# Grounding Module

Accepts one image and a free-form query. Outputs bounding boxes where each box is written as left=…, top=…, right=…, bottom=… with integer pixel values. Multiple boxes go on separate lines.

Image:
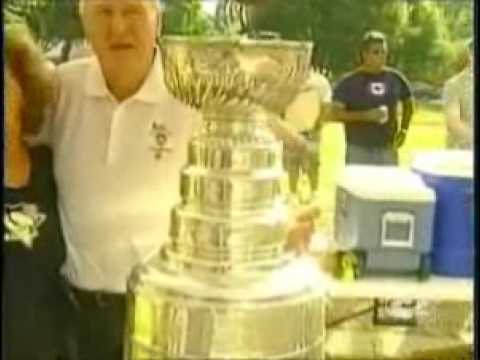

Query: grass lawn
left=300, top=104, right=447, bottom=236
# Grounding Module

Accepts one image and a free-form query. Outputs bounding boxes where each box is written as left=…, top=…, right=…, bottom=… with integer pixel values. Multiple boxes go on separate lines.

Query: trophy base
left=124, top=254, right=327, bottom=360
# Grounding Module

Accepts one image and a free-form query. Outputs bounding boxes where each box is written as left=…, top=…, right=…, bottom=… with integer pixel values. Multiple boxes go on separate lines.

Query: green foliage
left=4, top=0, right=473, bottom=83
left=248, top=0, right=313, bottom=40
left=163, top=0, right=219, bottom=36
left=249, top=0, right=411, bottom=75
left=397, top=2, right=446, bottom=84
left=4, top=0, right=83, bottom=52
left=246, top=0, right=473, bottom=84
left=438, top=0, right=474, bottom=41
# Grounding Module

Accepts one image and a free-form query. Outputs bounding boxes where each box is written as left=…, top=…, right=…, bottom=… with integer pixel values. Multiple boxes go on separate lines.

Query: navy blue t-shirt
left=333, top=68, right=413, bottom=147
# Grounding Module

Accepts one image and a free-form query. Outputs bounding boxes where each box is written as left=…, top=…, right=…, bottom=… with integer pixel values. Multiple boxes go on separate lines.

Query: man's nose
left=110, top=12, right=128, bottom=37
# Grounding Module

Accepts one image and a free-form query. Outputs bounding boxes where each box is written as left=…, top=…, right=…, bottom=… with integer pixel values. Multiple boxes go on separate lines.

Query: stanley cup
left=124, top=36, right=328, bottom=360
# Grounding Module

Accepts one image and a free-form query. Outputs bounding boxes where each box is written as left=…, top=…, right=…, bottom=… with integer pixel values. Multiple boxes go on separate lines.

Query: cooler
left=412, top=150, right=474, bottom=277
left=334, top=166, right=436, bottom=277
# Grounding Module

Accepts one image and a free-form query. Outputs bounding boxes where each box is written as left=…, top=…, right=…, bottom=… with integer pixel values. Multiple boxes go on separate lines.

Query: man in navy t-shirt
left=332, top=30, right=414, bottom=165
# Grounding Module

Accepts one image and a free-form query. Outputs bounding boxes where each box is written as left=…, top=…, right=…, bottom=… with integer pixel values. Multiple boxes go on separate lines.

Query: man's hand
left=365, top=106, right=388, bottom=124
left=286, top=205, right=320, bottom=254
left=393, top=128, right=408, bottom=149
left=332, top=102, right=387, bottom=124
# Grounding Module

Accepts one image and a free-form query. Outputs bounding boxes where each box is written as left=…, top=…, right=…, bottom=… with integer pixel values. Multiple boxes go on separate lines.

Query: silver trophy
left=124, top=36, right=327, bottom=360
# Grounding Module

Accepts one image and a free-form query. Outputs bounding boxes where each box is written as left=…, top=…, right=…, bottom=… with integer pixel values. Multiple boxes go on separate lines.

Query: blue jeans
left=284, top=130, right=321, bottom=193
left=345, top=144, right=398, bottom=166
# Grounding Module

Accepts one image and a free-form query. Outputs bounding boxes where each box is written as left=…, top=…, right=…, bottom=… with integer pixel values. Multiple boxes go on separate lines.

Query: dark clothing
left=3, top=146, right=70, bottom=360
left=65, top=285, right=126, bottom=360
left=284, top=130, right=321, bottom=195
left=345, top=143, right=398, bottom=165
left=333, top=68, right=413, bottom=148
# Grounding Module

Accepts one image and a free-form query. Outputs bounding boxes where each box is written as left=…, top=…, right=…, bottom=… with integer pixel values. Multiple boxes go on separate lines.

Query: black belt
left=64, top=283, right=124, bottom=309
left=348, top=143, right=391, bottom=149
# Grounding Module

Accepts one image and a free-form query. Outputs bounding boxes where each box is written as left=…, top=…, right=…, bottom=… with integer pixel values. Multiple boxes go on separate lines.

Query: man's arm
left=331, top=101, right=386, bottom=124
left=444, top=96, right=472, bottom=147
left=31, top=64, right=60, bottom=147
left=395, top=70, right=415, bottom=132
left=442, top=78, right=472, bottom=147
left=391, top=70, right=415, bottom=148
left=392, top=97, right=414, bottom=149
left=312, top=75, right=332, bottom=132
left=400, top=97, right=414, bottom=131
left=266, top=116, right=310, bottom=153
left=312, top=101, right=330, bottom=132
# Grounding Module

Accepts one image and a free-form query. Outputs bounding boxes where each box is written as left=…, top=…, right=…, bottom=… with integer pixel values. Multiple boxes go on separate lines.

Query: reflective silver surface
left=125, top=36, right=326, bottom=360
left=126, top=256, right=326, bottom=360
left=187, top=121, right=283, bottom=172
left=160, top=36, right=312, bottom=116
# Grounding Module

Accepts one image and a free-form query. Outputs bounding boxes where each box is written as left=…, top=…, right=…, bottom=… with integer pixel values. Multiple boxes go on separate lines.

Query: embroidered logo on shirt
left=150, top=122, right=172, bottom=160
left=370, top=82, right=386, bottom=96
left=4, top=203, right=46, bottom=248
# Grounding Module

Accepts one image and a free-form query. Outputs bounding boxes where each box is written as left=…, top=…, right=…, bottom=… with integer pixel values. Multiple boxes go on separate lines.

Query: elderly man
left=39, top=1, right=317, bottom=359
left=332, top=30, right=414, bottom=165
left=443, top=39, right=474, bottom=149
left=39, top=1, right=199, bottom=359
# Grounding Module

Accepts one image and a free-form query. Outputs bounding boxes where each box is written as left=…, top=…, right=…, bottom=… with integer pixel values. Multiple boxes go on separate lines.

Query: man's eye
left=96, top=7, right=113, bottom=16
left=124, top=7, right=142, bottom=16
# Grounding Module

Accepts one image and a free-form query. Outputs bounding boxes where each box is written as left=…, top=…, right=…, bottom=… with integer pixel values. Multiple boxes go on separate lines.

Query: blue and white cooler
left=334, top=166, right=436, bottom=277
left=412, top=150, right=474, bottom=277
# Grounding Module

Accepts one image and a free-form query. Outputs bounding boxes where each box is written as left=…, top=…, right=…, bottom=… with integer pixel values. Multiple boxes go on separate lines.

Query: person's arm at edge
left=443, top=91, right=472, bottom=147
left=32, top=63, right=60, bottom=147
left=396, top=70, right=415, bottom=132
left=266, top=116, right=310, bottom=153
left=312, top=77, right=332, bottom=131
left=400, top=97, right=414, bottom=132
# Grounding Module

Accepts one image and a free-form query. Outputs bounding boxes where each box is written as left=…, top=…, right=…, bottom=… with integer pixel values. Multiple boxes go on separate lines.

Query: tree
left=397, top=1, right=471, bottom=84
left=4, top=0, right=473, bottom=81
left=162, top=0, right=218, bottom=36
left=438, top=0, right=474, bottom=41
left=4, top=0, right=83, bottom=61
left=247, top=0, right=410, bottom=77
left=245, top=0, right=473, bottom=83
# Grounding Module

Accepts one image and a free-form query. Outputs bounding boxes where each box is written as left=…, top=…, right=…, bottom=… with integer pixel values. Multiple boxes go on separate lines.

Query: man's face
left=362, top=41, right=388, bottom=70
left=81, top=0, right=159, bottom=70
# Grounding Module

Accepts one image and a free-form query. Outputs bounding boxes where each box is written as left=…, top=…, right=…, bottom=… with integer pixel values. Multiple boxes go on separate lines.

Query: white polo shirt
left=443, top=67, right=473, bottom=149
left=284, top=71, right=331, bottom=132
left=45, top=52, right=201, bottom=293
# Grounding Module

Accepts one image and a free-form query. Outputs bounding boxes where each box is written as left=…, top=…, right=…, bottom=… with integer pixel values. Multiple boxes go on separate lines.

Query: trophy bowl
left=159, top=36, right=313, bottom=116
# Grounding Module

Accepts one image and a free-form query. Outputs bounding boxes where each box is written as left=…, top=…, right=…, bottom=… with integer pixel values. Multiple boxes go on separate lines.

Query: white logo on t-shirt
left=370, top=82, right=386, bottom=96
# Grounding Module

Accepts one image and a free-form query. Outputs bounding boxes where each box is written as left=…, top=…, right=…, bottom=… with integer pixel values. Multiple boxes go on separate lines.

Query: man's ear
left=357, top=49, right=364, bottom=65
left=156, top=11, right=163, bottom=38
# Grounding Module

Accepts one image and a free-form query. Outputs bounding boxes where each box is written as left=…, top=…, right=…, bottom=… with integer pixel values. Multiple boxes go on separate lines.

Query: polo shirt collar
left=85, top=48, right=166, bottom=104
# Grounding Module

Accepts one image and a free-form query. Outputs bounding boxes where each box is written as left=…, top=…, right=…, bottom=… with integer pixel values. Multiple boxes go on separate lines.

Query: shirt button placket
left=106, top=105, right=123, bottom=164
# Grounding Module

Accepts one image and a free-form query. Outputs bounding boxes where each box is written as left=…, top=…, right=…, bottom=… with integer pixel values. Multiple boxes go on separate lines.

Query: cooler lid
left=337, top=165, right=436, bottom=202
left=411, top=150, right=473, bottom=179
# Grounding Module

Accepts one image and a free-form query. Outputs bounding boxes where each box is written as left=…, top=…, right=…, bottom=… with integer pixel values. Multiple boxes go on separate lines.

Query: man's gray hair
left=78, top=0, right=162, bottom=17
